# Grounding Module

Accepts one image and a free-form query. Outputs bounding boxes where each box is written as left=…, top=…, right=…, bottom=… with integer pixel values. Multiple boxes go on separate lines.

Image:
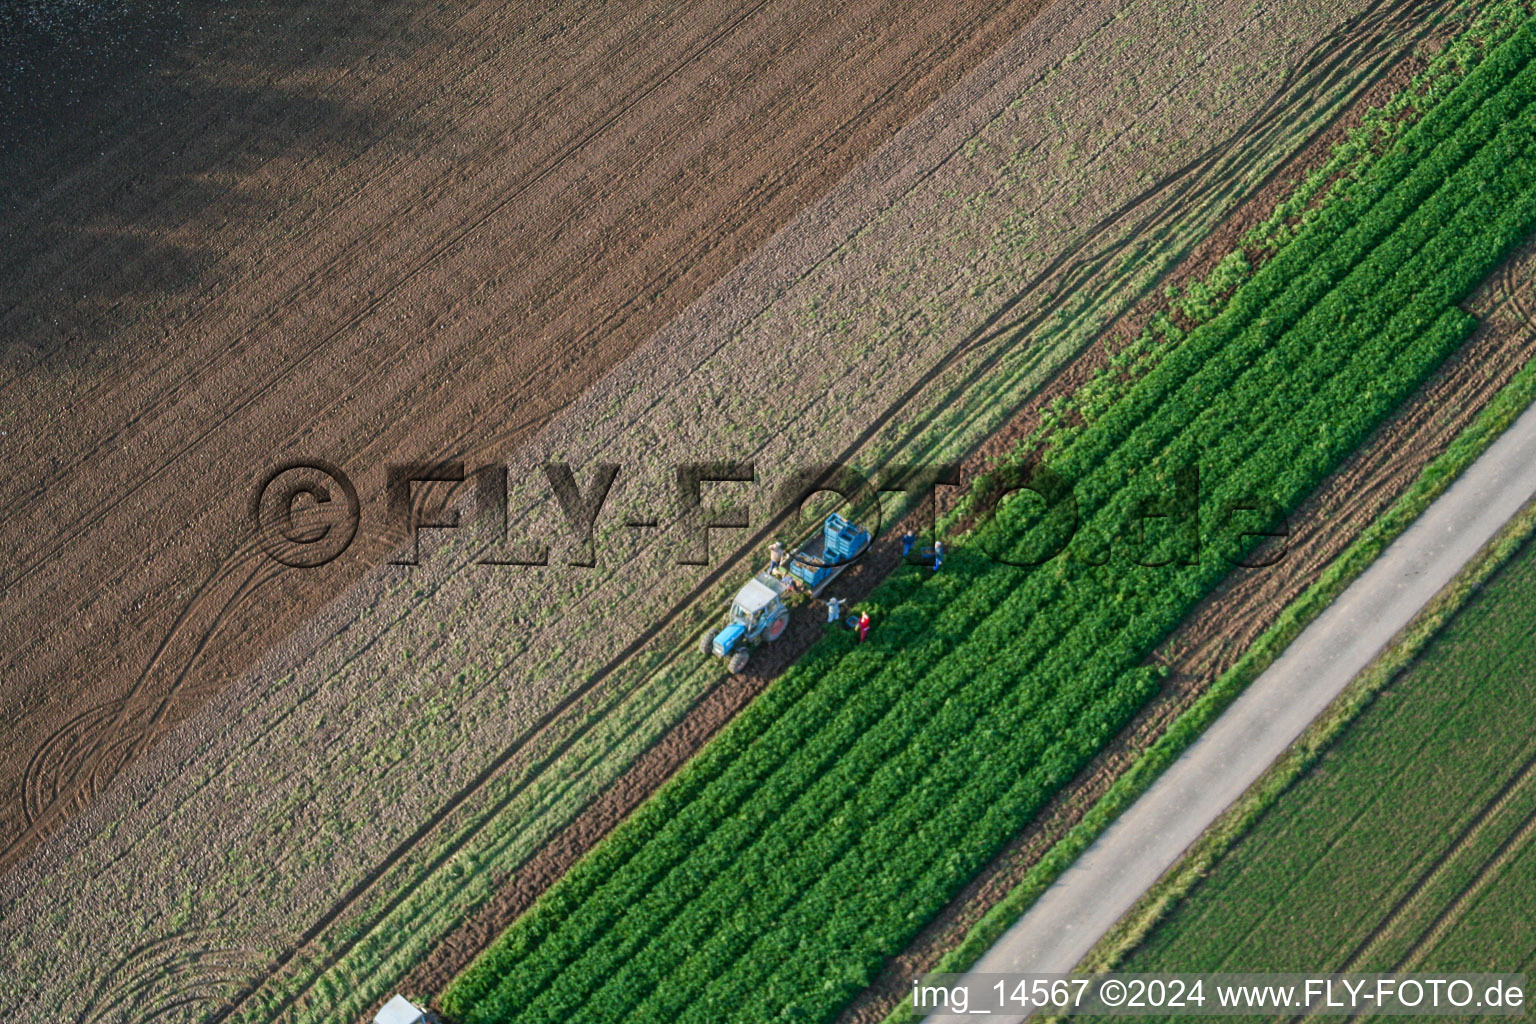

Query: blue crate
left=824, top=513, right=869, bottom=563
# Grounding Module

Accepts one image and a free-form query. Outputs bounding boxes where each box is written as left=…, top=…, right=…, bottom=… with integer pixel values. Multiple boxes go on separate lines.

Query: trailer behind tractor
left=701, top=513, right=870, bottom=673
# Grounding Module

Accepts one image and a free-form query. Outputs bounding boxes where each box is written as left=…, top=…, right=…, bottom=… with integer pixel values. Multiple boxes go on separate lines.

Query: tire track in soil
left=75, top=927, right=331, bottom=1024
left=1394, top=793, right=1536, bottom=971
left=1497, top=238, right=1536, bottom=335
left=1277, top=747, right=1536, bottom=1022
left=5, top=405, right=555, bottom=857
left=12, top=514, right=397, bottom=848
left=197, top=2, right=1451, bottom=1016
left=0, top=0, right=1071, bottom=867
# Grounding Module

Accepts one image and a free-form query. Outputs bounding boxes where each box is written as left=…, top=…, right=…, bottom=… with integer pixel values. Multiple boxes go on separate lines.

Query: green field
left=437, top=12, right=1536, bottom=1023
left=1106, top=531, right=1536, bottom=993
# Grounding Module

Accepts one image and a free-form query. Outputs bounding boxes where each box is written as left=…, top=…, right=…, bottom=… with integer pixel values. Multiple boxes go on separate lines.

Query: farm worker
left=769, top=539, right=786, bottom=573
left=932, top=540, right=945, bottom=572
left=826, top=596, right=842, bottom=624
left=901, top=530, right=915, bottom=557
left=857, top=611, right=871, bottom=643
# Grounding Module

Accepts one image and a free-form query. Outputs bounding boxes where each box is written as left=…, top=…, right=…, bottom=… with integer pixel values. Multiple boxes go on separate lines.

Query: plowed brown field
left=0, top=0, right=1057, bottom=867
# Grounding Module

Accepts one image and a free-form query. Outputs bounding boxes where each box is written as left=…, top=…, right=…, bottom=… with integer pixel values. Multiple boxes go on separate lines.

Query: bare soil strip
left=0, top=1, right=1432, bottom=1020
left=0, top=0, right=1060, bottom=867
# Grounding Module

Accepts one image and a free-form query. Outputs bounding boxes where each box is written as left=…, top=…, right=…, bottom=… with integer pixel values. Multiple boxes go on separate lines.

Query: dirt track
left=0, top=0, right=1061, bottom=866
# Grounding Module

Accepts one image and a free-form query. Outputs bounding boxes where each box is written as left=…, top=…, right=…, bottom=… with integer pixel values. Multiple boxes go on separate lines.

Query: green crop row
left=441, top=15, right=1536, bottom=1024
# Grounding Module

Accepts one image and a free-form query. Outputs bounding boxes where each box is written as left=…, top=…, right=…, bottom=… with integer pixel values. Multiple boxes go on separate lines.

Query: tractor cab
left=704, top=573, right=790, bottom=672
left=731, top=573, right=785, bottom=630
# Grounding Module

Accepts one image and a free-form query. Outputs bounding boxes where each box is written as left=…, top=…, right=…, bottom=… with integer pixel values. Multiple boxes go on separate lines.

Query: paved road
left=927, top=397, right=1536, bottom=1022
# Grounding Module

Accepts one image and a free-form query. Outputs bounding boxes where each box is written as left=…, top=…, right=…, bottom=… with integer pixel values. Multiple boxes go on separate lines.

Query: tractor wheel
left=766, top=611, right=788, bottom=642
left=728, top=649, right=750, bottom=675
left=699, top=629, right=716, bottom=655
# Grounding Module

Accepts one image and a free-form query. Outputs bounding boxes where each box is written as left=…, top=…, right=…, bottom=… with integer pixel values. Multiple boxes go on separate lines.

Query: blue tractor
left=700, top=513, right=871, bottom=673
left=700, top=571, right=791, bottom=674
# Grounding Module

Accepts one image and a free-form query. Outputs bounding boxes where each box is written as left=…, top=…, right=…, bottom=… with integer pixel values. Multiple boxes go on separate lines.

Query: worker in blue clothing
left=769, top=539, right=786, bottom=574
left=826, top=595, right=843, bottom=624
left=932, top=540, right=945, bottom=572
left=901, top=530, right=915, bottom=558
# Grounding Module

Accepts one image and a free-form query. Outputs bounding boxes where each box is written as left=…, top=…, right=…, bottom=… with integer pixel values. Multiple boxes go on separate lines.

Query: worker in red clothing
left=857, top=610, right=871, bottom=643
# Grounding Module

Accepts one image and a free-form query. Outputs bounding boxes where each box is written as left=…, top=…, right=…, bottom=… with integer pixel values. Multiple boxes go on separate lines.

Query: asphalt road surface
left=927, top=397, right=1536, bottom=1022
